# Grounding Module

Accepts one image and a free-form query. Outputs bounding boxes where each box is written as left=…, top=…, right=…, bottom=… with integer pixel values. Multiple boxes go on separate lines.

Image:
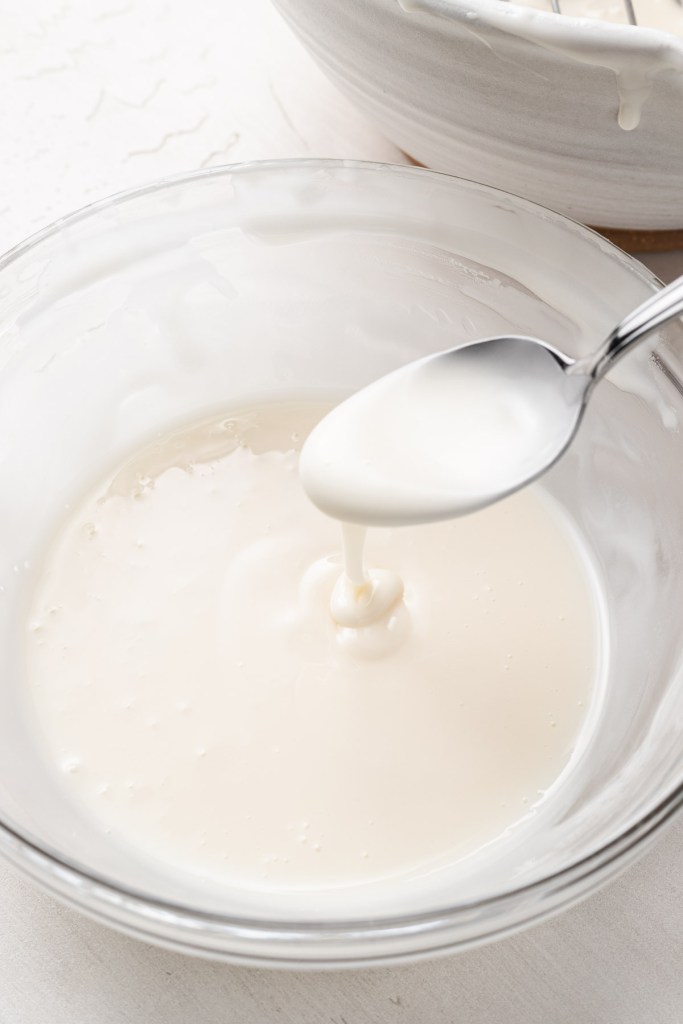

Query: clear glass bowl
left=0, top=160, right=681, bottom=967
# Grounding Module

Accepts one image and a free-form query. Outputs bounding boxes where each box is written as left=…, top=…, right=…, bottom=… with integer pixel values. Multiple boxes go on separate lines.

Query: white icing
left=24, top=400, right=601, bottom=893
left=330, top=524, right=404, bottom=629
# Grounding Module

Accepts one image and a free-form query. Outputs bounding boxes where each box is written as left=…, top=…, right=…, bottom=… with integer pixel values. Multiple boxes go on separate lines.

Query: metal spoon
left=299, top=274, right=683, bottom=527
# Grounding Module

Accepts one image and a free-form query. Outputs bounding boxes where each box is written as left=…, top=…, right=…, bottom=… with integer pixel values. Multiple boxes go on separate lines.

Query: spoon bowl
left=301, top=275, right=683, bottom=526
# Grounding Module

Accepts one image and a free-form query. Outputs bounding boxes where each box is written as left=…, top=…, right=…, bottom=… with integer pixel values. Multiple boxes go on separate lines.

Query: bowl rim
left=1, top=157, right=682, bottom=959
left=401, top=0, right=683, bottom=55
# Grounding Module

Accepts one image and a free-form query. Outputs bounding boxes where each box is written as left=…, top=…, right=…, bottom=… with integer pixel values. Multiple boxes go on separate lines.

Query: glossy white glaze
left=25, top=401, right=601, bottom=904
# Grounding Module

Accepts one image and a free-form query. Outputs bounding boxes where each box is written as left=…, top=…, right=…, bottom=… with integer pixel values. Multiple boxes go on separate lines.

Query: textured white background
left=0, top=1, right=681, bottom=1020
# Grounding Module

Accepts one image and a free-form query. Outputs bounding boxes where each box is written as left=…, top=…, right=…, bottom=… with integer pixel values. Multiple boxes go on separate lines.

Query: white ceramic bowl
left=274, top=0, right=683, bottom=231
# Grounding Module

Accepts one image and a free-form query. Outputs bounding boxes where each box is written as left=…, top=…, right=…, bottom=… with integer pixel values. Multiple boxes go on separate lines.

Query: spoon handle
left=588, top=273, right=683, bottom=381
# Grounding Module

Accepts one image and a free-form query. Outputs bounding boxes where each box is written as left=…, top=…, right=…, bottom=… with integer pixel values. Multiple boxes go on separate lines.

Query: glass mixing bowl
left=0, top=160, right=681, bottom=967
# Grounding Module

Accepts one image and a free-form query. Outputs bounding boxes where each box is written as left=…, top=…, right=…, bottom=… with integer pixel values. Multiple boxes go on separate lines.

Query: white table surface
left=1, top=2, right=681, bottom=1020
